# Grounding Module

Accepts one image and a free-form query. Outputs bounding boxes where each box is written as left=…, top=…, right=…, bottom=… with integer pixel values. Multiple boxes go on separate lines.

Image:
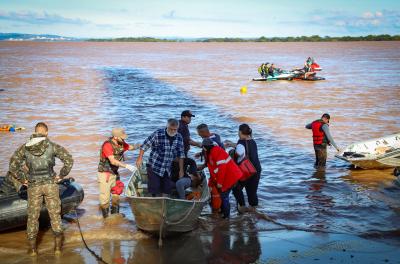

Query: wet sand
left=0, top=41, right=399, bottom=263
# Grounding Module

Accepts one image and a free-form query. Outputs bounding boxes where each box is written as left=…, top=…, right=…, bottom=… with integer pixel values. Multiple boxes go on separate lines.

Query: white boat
left=335, top=133, right=400, bottom=169
left=125, top=164, right=210, bottom=238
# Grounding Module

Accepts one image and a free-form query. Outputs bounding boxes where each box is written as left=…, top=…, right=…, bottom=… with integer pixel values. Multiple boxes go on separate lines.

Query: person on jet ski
left=263, top=63, right=272, bottom=77
left=304, top=57, right=318, bottom=79
left=257, top=63, right=265, bottom=77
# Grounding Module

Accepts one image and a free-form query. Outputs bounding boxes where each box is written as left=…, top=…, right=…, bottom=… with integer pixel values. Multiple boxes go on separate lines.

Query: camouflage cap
left=112, top=128, right=127, bottom=140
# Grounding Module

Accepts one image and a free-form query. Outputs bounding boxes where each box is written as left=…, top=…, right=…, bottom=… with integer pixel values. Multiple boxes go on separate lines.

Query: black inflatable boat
left=0, top=176, right=84, bottom=232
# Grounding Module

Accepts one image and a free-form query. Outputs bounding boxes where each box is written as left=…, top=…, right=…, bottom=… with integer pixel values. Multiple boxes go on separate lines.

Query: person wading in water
left=306, top=113, right=340, bottom=169
left=98, top=128, right=140, bottom=218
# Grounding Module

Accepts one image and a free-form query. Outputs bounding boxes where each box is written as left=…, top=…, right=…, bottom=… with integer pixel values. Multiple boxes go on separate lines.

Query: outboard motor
left=394, top=167, right=400, bottom=177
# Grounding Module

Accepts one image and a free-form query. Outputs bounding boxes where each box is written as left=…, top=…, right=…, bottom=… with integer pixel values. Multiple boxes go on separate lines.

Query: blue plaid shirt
left=141, top=128, right=185, bottom=177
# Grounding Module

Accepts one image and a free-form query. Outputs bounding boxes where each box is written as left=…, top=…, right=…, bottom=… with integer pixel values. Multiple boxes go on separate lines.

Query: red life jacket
left=311, top=120, right=326, bottom=145
left=310, top=62, right=320, bottom=72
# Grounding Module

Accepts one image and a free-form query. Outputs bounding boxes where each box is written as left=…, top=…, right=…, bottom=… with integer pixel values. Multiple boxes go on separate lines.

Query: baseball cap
left=112, top=128, right=128, bottom=139
left=181, top=110, right=195, bottom=117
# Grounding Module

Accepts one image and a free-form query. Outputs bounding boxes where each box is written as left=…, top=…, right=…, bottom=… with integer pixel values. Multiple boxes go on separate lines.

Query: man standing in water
left=98, top=128, right=139, bottom=218
left=306, top=113, right=340, bottom=169
left=136, top=119, right=185, bottom=197
left=9, top=122, right=73, bottom=256
left=178, top=110, right=200, bottom=157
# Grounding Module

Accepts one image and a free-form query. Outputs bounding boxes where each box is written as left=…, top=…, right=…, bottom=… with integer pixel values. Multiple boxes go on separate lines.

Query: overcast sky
left=0, top=0, right=399, bottom=38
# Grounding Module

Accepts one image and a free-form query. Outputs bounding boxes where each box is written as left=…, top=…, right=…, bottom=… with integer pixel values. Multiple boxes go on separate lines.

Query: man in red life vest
left=202, top=138, right=242, bottom=218
left=98, top=128, right=140, bottom=218
left=306, top=113, right=340, bottom=169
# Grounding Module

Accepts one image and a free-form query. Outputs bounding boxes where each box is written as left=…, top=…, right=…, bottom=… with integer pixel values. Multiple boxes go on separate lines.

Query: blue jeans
left=175, top=177, right=191, bottom=199
left=220, top=189, right=232, bottom=218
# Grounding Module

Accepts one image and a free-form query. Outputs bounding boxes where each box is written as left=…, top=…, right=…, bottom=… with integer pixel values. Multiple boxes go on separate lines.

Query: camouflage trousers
left=27, top=183, right=63, bottom=240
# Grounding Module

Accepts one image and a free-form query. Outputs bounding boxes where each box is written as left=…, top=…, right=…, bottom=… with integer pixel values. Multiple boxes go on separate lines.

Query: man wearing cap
left=306, top=113, right=340, bottom=169
left=178, top=110, right=201, bottom=157
left=98, top=128, right=140, bottom=218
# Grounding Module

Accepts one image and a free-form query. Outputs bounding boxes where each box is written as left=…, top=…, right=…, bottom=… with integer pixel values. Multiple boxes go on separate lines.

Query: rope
left=165, top=200, right=197, bottom=225
left=158, top=199, right=166, bottom=247
left=72, top=210, right=110, bottom=264
left=253, top=211, right=349, bottom=235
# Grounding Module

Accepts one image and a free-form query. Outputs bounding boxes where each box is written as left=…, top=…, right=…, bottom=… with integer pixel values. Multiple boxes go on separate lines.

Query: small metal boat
left=125, top=165, right=210, bottom=239
left=335, top=133, right=400, bottom=169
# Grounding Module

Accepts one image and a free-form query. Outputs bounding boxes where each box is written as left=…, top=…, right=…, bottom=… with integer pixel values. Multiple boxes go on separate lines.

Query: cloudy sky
left=0, top=0, right=399, bottom=38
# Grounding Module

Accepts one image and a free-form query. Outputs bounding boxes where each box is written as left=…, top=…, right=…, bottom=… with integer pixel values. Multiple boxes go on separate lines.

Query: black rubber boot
left=110, top=206, right=118, bottom=214
left=101, top=207, right=109, bottom=218
left=27, top=238, right=37, bottom=256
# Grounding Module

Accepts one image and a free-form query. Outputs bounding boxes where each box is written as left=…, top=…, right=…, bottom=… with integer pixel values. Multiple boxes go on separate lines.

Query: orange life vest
left=209, top=181, right=222, bottom=211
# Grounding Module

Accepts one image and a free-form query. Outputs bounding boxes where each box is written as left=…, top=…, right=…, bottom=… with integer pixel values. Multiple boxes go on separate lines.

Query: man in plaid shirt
left=136, top=119, right=185, bottom=196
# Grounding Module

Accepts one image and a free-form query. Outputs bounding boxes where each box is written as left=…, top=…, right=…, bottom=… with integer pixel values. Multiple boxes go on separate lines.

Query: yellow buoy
left=240, top=85, right=247, bottom=94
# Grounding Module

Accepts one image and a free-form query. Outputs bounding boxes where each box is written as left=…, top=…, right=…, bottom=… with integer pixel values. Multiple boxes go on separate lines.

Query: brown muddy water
left=0, top=42, right=399, bottom=264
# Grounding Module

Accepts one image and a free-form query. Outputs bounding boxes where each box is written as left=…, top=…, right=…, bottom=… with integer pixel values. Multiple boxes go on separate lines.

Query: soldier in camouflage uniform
left=9, top=122, right=73, bottom=256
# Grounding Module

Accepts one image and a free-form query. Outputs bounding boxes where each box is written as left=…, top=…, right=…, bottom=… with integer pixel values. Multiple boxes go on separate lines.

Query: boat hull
left=335, top=155, right=393, bottom=169
left=129, top=196, right=206, bottom=234
left=125, top=166, right=210, bottom=235
left=335, top=133, right=400, bottom=169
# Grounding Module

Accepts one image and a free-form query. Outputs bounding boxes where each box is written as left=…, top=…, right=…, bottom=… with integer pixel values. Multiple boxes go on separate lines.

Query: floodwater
left=0, top=41, right=400, bottom=264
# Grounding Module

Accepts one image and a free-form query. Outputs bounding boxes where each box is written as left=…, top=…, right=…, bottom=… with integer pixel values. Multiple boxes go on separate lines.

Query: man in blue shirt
left=178, top=110, right=200, bottom=157
left=196, top=123, right=224, bottom=149
left=136, top=119, right=185, bottom=196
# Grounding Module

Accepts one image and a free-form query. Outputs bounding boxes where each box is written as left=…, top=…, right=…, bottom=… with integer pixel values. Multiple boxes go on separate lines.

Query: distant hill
left=0, top=33, right=77, bottom=41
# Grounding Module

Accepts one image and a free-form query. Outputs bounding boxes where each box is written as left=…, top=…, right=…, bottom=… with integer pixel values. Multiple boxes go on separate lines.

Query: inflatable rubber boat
left=0, top=177, right=84, bottom=232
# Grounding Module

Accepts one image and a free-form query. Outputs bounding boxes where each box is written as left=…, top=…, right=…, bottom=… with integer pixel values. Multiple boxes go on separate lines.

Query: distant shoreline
left=1, top=33, right=399, bottom=42
left=86, top=35, right=400, bottom=42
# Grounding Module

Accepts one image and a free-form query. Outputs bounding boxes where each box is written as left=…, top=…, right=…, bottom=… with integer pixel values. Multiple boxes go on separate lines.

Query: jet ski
left=252, top=72, right=294, bottom=81
left=0, top=176, right=84, bottom=232
left=290, top=69, right=325, bottom=81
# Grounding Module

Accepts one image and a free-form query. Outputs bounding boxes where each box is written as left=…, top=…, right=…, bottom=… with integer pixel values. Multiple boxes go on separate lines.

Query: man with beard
left=136, top=119, right=185, bottom=197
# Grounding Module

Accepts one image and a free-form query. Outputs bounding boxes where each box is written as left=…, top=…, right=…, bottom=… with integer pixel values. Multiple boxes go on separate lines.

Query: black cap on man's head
left=181, top=110, right=195, bottom=117
left=322, top=113, right=331, bottom=119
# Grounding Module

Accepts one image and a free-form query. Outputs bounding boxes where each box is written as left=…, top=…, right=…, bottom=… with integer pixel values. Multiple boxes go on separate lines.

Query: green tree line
left=86, top=34, right=400, bottom=42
